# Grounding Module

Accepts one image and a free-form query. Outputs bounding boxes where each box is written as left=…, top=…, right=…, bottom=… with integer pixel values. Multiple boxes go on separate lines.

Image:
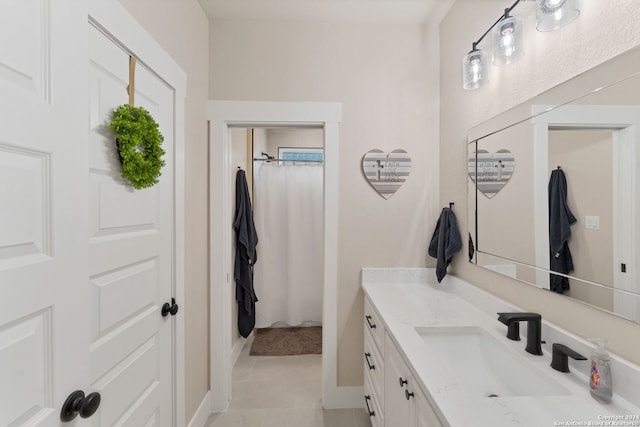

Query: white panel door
left=88, top=25, right=174, bottom=426
left=0, top=0, right=91, bottom=425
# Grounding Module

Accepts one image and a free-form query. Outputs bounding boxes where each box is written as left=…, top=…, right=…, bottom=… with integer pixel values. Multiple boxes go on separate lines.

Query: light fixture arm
left=469, top=0, right=522, bottom=52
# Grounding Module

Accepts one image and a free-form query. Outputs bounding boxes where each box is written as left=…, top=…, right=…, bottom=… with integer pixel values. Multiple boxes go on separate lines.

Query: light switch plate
left=585, top=216, right=600, bottom=230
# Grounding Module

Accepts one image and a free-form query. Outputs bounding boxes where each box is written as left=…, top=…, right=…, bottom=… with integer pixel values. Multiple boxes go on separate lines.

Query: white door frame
left=208, top=101, right=354, bottom=412
left=88, top=2, right=187, bottom=425
left=532, top=104, right=640, bottom=319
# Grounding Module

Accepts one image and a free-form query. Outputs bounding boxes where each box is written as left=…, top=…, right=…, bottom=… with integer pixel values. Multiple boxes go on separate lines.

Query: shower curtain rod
left=252, top=158, right=323, bottom=163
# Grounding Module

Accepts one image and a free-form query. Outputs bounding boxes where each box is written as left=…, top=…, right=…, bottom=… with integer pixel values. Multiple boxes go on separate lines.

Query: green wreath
left=109, top=104, right=165, bottom=189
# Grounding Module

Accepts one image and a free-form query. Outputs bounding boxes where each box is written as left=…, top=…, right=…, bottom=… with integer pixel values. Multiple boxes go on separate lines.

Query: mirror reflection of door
left=548, top=129, right=614, bottom=304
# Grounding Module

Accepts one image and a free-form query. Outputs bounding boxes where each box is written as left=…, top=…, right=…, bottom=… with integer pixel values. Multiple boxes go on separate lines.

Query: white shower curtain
left=253, top=163, right=324, bottom=328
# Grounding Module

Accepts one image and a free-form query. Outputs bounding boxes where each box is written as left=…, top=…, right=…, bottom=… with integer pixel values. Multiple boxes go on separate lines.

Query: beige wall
left=441, top=0, right=640, bottom=365
left=118, top=0, right=210, bottom=422
left=210, top=20, right=441, bottom=385
left=264, top=128, right=324, bottom=156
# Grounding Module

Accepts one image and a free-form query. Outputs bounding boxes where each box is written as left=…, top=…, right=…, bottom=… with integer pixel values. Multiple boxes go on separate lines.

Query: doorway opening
left=232, top=127, right=325, bottom=341
left=209, top=101, right=353, bottom=413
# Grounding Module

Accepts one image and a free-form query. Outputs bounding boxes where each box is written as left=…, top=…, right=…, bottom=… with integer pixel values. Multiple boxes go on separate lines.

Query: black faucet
left=497, top=312, right=543, bottom=356
left=550, top=343, right=587, bottom=373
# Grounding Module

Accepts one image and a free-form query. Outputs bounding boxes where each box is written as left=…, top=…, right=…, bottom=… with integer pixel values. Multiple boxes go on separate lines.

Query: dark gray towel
left=234, top=169, right=259, bottom=338
left=428, top=208, right=462, bottom=283
left=548, top=169, right=576, bottom=293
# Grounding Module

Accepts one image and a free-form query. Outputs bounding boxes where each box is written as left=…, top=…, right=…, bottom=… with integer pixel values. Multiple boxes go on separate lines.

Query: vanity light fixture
left=491, top=11, right=525, bottom=65
left=462, top=43, right=489, bottom=90
left=463, top=0, right=580, bottom=90
left=536, top=0, right=580, bottom=32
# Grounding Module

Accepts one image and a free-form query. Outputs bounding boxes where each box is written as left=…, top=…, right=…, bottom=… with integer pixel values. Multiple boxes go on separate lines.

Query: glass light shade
left=491, top=15, right=525, bottom=65
left=536, top=0, right=580, bottom=32
left=462, top=49, right=489, bottom=90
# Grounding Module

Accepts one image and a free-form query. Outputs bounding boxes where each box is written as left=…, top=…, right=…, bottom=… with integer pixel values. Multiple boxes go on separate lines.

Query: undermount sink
left=414, top=326, right=571, bottom=398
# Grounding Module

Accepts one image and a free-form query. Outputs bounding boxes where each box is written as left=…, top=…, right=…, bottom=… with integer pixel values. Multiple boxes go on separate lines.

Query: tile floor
left=205, top=336, right=371, bottom=427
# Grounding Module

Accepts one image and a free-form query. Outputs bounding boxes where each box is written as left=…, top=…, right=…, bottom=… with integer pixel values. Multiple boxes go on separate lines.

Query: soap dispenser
left=589, top=338, right=612, bottom=403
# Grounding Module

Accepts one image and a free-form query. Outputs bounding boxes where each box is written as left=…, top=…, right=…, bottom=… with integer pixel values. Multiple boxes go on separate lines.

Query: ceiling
left=198, top=0, right=455, bottom=25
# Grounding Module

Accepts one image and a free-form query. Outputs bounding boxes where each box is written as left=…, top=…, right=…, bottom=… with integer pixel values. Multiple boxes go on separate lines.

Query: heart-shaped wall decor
left=468, top=149, right=515, bottom=199
left=362, top=149, right=411, bottom=199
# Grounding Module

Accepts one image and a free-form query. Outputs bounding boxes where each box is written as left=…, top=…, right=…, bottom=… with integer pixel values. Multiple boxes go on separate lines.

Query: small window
left=278, top=147, right=323, bottom=164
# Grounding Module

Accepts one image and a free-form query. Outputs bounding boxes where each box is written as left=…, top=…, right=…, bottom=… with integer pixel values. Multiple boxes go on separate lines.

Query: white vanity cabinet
left=363, top=269, right=640, bottom=427
left=364, top=296, right=443, bottom=427
left=384, top=334, right=443, bottom=427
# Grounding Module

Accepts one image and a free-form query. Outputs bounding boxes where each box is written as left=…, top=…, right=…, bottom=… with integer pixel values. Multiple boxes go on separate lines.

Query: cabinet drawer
left=364, top=377, right=384, bottom=427
left=364, top=326, right=384, bottom=403
left=364, top=297, right=384, bottom=352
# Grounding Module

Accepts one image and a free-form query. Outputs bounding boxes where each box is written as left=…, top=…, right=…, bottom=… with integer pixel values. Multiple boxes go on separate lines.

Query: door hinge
left=621, top=263, right=627, bottom=273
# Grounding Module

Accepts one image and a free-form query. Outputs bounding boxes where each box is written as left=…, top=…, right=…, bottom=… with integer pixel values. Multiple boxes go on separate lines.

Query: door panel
left=0, top=146, right=50, bottom=267
left=88, top=25, right=173, bottom=426
left=0, top=0, right=50, bottom=101
left=0, top=1, right=89, bottom=425
left=0, top=309, right=52, bottom=426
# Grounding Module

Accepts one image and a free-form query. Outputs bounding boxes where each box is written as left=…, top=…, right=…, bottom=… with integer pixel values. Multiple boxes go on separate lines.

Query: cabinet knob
left=399, top=377, right=408, bottom=387
left=405, top=389, right=415, bottom=400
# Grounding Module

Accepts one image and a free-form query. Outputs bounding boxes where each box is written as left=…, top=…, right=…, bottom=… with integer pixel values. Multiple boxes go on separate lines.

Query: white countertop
left=362, top=269, right=640, bottom=427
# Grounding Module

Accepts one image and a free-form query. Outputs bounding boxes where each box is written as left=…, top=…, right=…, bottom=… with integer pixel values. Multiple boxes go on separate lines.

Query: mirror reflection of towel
left=428, top=208, right=462, bottom=283
left=548, top=169, right=576, bottom=293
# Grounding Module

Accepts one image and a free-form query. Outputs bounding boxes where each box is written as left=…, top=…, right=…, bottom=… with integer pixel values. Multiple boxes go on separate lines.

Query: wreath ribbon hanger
left=128, top=56, right=136, bottom=106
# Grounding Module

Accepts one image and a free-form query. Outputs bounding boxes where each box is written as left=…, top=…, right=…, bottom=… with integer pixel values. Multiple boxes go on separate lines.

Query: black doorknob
left=60, top=390, right=101, bottom=421
left=162, top=298, right=179, bottom=317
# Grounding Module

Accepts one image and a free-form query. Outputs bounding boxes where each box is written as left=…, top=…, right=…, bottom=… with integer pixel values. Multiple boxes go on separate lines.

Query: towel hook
left=449, top=202, right=455, bottom=209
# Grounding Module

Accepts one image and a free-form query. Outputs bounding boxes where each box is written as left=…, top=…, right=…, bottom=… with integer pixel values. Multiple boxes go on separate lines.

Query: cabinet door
left=412, top=384, right=443, bottom=427
left=384, top=334, right=412, bottom=426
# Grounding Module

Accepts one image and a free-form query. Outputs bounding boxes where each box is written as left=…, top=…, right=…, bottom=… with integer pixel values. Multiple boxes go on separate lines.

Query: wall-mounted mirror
left=468, top=46, right=640, bottom=324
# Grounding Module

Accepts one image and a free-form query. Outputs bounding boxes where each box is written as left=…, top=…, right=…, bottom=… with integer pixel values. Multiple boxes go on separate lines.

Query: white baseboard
left=323, top=386, right=364, bottom=409
left=231, top=335, right=247, bottom=366
left=186, top=391, right=211, bottom=427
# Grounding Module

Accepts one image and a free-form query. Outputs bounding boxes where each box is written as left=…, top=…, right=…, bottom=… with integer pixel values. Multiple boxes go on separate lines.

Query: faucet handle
left=550, top=343, right=587, bottom=373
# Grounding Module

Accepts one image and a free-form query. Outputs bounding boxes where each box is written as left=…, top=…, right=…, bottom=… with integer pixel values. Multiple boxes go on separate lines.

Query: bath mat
left=250, top=326, right=322, bottom=356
